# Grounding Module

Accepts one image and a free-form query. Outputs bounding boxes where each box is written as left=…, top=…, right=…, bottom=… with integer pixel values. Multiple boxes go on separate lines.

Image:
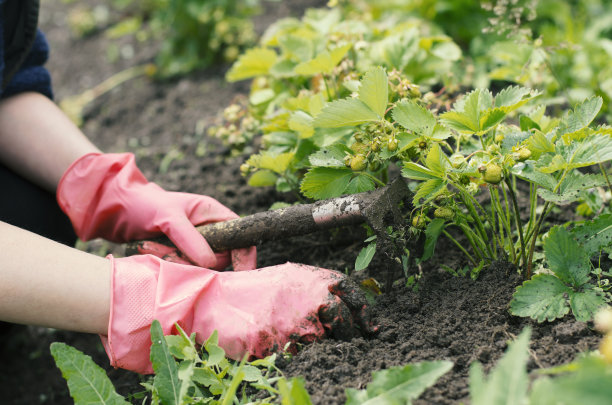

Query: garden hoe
left=127, top=177, right=413, bottom=287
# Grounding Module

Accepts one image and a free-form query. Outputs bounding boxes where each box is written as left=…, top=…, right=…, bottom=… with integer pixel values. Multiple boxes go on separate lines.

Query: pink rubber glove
left=57, top=152, right=255, bottom=270
left=102, top=255, right=374, bottom=374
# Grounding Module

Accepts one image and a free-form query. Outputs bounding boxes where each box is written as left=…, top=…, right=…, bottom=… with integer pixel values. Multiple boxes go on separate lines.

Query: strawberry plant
left=152, top=0, right=261, bottom=77
left=511, top=217, right=612, bottom=322
left=470, top=327, right=612, bottom=405
left=99, top=0, right=263, bottom=78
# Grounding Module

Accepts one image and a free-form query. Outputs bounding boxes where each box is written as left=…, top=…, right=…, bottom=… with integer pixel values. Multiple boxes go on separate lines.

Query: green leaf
left=219, top=356, right=246, bottom=405
left=560, top=132, right=612, bottom=168
left=278, top=35, right=313, bottom=62
left=50, top=342, right=130, bottom=405
left=430, top=40, right=461, bottom=61
left=165, top=329, right=197, bottom=361
left=420, top=218, right=445, bottom=262
left=519, top=115, right=541, bottom=131
left=569, top=214, right=612, bottom=257
left=413, top=179, right=445, bottom=206
left=308, top=144, right=351, bottom=167
left=544, top=226, right=590, bottom=287
left=150, top=320, right=181, bottom=405
left=345, top=174, right=376, bottom=194
left=270, top=59, right=299, bottom=78
left=248, top=152, right=295, bottom=173
left=248, top=170, right=278, bottom=187
left=557, top=96, right=603, bottom=137
left=250, top=89, right=275, bottom=105
left=510, top=274, right=571, bottom=322
left=358, top=67, right=388, bottom=118
left=530, top=355, right=612, bottom=405
left=226, top=48, right=278, bottom=82
left=300, top=167, right=353, bottom=199
left=424, top=143, right=447, bottom=174
left=495, top=86, right=532, bottom=109
left=501, top=131, right=530, bottom=153
left=537, top=154, right=567, bottom=173
left=402, top=162, right=443, bottom=181
left=314, top=98, right=380, bottom=128
left=191, top=366, right=219, bottom=388
left=469, top=327, right=531, bottom=405
left=570, top=288, right=607, bottom=322
left=511, top=163, right=556, bottom=190
left=392, top=100, right=436, bottom=136
left=380, top=131, right=419, bottom=159
left=356, top=242, right=376, bottom=271
left=294, top=43, right=352, bottom=76
left=278, top=377, right=313, bottom=405
left=413, top=178, right=445, bottom=204
left=204, top=330, right=226, bottom=366
left=345, top=360, right=453, bottom=405
left=479, top=108, right=507, bottom=133
left=289, top=111, right=314, bottom=138
left=440, top=110, right=478, bottom=133
left=526, top=131, right=555, bottom=154
left=538, top=173, right=606, bottom=205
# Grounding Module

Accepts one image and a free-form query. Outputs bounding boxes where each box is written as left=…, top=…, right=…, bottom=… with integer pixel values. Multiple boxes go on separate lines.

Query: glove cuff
left=100, top=254, right=218, bottom=374
left=56, top=152, right=147, bottom=241
left=101, top=254, right=159, bottom=374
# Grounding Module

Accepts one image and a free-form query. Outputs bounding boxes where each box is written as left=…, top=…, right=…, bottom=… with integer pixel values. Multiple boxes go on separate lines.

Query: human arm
left=0, top=221, right=373, bottom=374
left=0, top=91, right=255, bottom=269
left=0, top=221, right=109, bottom=334
left=0, top=92, right=100, bottom=193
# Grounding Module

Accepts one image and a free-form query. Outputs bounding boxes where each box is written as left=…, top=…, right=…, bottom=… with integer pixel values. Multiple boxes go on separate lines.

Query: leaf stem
left=599, top=162, right=612, bottom=193
left=526, top=201, right=550, bottom=280
left=459, top=191, right=494, bottom=258
left=443, top=229, right=478, bottom=266
left=361, top=172, right=387, bottom=187
left=490, top=186, right=514, bottom=262
left=503, top=177, right=527, bottom=276
left=457, top=223, right=487, bottom=262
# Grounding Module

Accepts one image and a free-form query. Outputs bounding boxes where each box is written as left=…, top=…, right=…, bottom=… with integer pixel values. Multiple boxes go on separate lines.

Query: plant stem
left=525, top=201, right=551, bottom=280
left=443, top=230, right=478, bottom=267
left=322, top=75, right=332, bottom=101
left=491, top=186, right=514, bottom=262
left=524, top=182, right=537, bottom=243
left=504, top=177, right=527, bottom=276
left=459, top=191, right=495, bottom=259
left=600, top=162, right=612, bottom=193
left=362, top=172, right=387, bottom=187
left=500, top=182, right=517, bottom=262
left=458, top=223, right=487, bottom=262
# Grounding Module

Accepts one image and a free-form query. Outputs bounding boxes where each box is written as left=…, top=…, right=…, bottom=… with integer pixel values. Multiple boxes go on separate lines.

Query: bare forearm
left=0, top=221, right=110, bottom=334
left=0, top=92, right=100, bottom=192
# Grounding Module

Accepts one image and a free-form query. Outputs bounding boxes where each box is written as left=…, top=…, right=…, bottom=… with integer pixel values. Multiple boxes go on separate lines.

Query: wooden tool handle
left=124, top=190, right=384, bottom=254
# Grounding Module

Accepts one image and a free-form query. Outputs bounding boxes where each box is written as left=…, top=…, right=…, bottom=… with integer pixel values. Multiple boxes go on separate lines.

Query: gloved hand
left=102, top=255, right=375, bottom=374
left=57, top=152, right=255, bottom=270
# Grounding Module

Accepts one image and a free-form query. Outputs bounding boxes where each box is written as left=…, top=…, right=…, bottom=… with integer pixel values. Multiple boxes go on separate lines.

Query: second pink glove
left=102, top=255, right=374, bottom=374
left=57, top=152, right=255, bottom=270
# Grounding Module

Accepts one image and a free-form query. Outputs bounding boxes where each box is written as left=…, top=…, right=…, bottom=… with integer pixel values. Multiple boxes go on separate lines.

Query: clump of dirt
left=281, top=257, right=599, bottom=404
left=0, top=1, right=601, bottom=404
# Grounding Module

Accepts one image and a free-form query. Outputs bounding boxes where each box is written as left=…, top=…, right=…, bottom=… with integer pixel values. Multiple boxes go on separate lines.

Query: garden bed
left=0, top=1, right=602, bottom=404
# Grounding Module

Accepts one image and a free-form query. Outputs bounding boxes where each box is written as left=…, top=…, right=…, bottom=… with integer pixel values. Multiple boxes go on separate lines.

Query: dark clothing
left=0, top=165, right=76, bottom=245
left=0, top=0, right=52, bottom=99
left=0, top=0, right=76, bottom=245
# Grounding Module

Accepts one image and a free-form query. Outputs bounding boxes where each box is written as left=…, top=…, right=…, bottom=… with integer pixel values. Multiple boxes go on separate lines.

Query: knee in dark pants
left=0, top=164, right=77, bottom=246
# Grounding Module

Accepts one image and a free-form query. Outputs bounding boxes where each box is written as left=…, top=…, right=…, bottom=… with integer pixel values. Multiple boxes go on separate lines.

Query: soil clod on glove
left=101, top=255, right=375, bottom=374
left=57, top=152, right=256, bottom=270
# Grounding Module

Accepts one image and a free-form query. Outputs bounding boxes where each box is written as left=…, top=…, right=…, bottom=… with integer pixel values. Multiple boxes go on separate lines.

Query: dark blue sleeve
left=2, top=29, right=53, bottom=100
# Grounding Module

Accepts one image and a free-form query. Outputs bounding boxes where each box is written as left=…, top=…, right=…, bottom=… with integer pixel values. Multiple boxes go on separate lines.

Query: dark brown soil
left=0, top=1, right=601, bottom=404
